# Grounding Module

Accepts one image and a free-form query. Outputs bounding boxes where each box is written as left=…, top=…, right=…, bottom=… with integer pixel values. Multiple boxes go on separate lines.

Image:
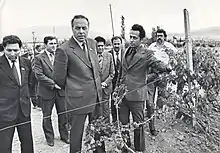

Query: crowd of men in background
left=0, top=15, right=177, bottom=153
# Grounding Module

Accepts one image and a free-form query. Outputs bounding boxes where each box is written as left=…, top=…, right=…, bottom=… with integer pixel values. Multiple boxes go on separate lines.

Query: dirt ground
left=12, top=105, right=220, bottom=153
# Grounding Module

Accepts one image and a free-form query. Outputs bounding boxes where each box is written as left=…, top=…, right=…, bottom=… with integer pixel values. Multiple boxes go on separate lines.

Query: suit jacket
left=100, top=51, right=115, bottom=95
left=120, top=45, right=168, bottom=101
left=34, top=51, right=64, bottom=99
left=0, top=55, right=32, bottom=122
left=53, top=37, right=102, bottom=114
left=109, top=49, right=125, bottom=90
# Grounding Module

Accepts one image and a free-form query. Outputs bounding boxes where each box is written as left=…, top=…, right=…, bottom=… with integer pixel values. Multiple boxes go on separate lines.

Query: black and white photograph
left=0, top=0, right=220, bottom=153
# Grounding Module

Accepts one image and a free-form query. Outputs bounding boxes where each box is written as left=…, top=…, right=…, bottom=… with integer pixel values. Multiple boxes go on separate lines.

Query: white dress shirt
left=73, top=36, right=87, bottom=50
left=113, top=49, right=122, bottom=64
left=148, top=42, right=177, bottom=65
left=6, top=56, right=21, bottom=85
left=45, top=50, right=54, bottom=65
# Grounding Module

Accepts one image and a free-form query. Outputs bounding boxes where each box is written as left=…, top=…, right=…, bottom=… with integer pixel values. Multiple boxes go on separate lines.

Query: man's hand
left=54, top=84, right=61, bottom=90
left=101, top=82, right=108, bottom=88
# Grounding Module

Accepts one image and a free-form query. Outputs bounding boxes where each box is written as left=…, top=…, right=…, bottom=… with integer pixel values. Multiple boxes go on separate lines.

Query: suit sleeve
left=34, top=55, right=55, bottom=89
left=27, top=59, right=34, bottom=91
left=146, top=49, right=169, bottom=73
left=52, top=47, right=68, bottom=89
left=104, top=54, right=115, bottom=85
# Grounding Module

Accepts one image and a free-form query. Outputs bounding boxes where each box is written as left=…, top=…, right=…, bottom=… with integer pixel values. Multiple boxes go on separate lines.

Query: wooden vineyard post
left=184, top=9, right=196, bottom=126
left=0, top=0, right=6, bottom=41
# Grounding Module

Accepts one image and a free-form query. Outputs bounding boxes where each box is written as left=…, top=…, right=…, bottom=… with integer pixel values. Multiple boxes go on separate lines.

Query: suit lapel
left=110, top=50, right=116, bottom=68
left=42, top=51, right=53, bottom=71
left=128, top=46, right=144, bottom=69
left=122, top=48, right=129, bottom=70
left=101, top=53, right=108, bottom=73
left=0, top=55, right=20, bottom=86
left=19, top=57, right=26, bottom=86
left=69, top=37, right=92, bottom=68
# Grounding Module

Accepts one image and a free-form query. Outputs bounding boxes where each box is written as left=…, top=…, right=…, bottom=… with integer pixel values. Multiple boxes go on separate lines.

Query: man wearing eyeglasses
left=34, top=36, right=69, bottom=146
left=0, top=35, right=34, bottom=153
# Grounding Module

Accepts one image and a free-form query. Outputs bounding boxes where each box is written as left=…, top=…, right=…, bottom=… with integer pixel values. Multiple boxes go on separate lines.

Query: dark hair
left=131, top=24, right=146, bottom=40
left=94, top=36, right=106, bottom=44
left=156, top=29, right=167, bottom=38
left=2, top=35, right=22, bottom=48
left=71, top=15, right=89, bottom=27
left=43, top=36, right=56, bottom=44
left=0, top=43, right=4, bottom=52
left=35, top=45, right=41, bottom=50
left=111, top=36, right=122, bottom=44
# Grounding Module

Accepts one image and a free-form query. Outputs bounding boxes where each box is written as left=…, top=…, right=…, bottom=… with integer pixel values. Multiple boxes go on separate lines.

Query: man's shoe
left=47, top=140, right=54, bottom=147
left=61, top=138, right=70, bottom=144
left=150, top=130, right=158, bottom=136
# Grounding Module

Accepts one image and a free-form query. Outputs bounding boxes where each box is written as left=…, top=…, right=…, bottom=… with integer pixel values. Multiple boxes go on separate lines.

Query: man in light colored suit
left=95, top=36, right=115, bottom=122
left=94, top=36, right=115, bottom=152
left=119, top=24, right=171, bottom=153
left=53, top=15, right=102, bottom=153
left=35, top=36, right=69, bottom=146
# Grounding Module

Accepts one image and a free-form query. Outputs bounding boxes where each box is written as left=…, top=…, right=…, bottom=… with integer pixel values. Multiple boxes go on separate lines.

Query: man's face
left=4, top=43, right=21, bottom=61
left=72, top=18, right=89, bottom=43
left=156, top=32, right=165, bottom=44
left=46, top=39, right=57, bottom=53
left=96, top=42, right=105, bottom=54
left=129, top=30, right=141, bottom=48
left=36, top=46, right=41, bottom=53
left=112, top=38, right=122, bottom=52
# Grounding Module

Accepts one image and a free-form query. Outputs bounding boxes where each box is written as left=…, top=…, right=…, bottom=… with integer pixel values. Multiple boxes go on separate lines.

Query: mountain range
left=8, top=26, right=220, bottom=42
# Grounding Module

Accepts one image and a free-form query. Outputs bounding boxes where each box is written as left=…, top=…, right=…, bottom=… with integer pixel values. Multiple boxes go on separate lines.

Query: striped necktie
left=12, top=61, right=20, bottom=85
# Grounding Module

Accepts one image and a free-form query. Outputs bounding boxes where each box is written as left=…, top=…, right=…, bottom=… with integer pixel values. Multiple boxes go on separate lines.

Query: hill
left=170, top=26, right=220, bottom=40
left=10, top=26, right=111, bottom=42
left=8, top=26, right=220, bottom=42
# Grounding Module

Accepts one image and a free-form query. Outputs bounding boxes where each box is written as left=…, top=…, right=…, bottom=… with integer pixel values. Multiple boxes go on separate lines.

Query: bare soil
left=12, top=105, right=220, bottom=153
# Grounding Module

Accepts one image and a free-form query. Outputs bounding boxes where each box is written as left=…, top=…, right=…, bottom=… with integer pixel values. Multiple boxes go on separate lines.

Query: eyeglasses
left=6, top=49, right=19, bottom=52
left=48, top=43, right=57, bottom=45
left=97, top=45, right=104, bottom=47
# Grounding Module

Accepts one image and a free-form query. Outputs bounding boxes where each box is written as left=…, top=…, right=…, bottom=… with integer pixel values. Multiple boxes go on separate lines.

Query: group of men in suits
left=0, top=14, right=173, bottom=153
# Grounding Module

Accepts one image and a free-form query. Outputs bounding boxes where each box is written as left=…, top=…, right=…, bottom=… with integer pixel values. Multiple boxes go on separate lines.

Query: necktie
left=115, top=52, right=121, bottom=71
left=126, top=47, right=136, bottom=64
left=49, top=53, right=54, bottom=65
left=12, top=61, right=20, bottom=85
left=82, top=43, right=90, bottom=61
left=98, top=54, right=103, bottom=69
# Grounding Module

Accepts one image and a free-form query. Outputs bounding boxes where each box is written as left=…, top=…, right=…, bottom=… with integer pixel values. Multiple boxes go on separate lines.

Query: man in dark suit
left=53, top=15, right=102, bottom=153
left=35, top=36, right=69, bottom=146
left=94, top=36, right=115, bottom=123
left=0, top=43, right=4, bottom=56
left=29, top=46, right=41, bottom=109
left=119, top=24, right=171, bottom=153
left=0, top=35, right=34, bottom=153
left=109, top=36, right=124, bottom=122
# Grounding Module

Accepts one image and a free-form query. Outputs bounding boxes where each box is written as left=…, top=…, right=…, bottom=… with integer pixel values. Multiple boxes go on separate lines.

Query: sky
left=1, top=0, right=220, bottom=37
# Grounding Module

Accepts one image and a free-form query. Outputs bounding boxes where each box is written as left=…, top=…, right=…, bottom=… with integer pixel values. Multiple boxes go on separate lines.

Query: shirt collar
left=113, top=49, right=121, bottom=55
left=45, top=49, right=54, bottom=57
left=72, top=36, right=85, bottom=48
left=5, top=55, right=19, bottom=67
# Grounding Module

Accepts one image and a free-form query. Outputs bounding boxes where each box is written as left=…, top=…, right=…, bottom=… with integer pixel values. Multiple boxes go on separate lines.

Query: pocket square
left=21, top=67, right=25, bottom=71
